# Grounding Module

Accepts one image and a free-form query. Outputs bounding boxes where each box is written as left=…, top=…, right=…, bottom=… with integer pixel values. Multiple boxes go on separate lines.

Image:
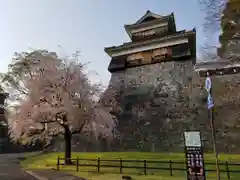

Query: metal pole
left=209, top=87, right=220, bottom=180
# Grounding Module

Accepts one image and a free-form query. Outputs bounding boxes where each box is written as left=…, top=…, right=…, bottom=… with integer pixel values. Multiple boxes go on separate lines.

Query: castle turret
left=103, top=11, right=197, bottom=152
left=102, top=10, right=240, bottom=153
left=105, top=11, right=196, bottom=73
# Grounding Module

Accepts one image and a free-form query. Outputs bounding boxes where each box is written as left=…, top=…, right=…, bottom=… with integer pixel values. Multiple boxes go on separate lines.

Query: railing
left=56, top=156, right=240, bottom=179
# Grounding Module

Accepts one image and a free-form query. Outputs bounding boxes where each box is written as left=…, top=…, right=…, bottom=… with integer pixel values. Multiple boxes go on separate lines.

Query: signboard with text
left=184, top=132, right=206, bottom=180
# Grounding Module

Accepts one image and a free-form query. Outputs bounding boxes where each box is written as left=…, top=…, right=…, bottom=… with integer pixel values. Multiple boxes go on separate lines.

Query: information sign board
left=184, top=132, right=206, bottom=180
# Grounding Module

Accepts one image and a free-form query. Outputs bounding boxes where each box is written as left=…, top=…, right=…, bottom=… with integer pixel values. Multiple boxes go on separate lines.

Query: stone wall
left=103, top=59, right=198, bottom=151
left=196, top=73, right=240, bottom=153
left=102, top=59, right=240, bottom=153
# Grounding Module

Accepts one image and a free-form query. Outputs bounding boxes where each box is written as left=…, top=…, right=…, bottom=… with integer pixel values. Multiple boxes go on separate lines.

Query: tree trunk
left=64, top=126, right=72, bottom=165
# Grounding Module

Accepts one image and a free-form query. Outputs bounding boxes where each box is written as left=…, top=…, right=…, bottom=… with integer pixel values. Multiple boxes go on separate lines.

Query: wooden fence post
left=120, top=158, right=123, bottom=174
left=169, top=160, right=173, bottom=176
left=76, top=157, right=79, bottom=172
left=57, top=156, right=60, bottom=170
left=144, top=160, right=147, bottom=175
left=225, top=161, right=230, bottom=180
left=97, top=158, right=100, bottom=173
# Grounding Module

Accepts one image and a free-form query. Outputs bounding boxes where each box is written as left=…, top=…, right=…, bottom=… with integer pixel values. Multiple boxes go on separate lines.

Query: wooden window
left=152, top=48, right=168, bottom=57
left=151, top=48, right=171, bottom=62
left=127, top=52, right=143, bottom=61
left=172, top=44, right=190, bottom=58
left=133, top=30, right=155, bottom=37
left=126, top=52, right=143, bottom=67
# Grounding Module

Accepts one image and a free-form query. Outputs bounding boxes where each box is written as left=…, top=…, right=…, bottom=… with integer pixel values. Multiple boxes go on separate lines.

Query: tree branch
left=71, top=122, right=86, bottom=135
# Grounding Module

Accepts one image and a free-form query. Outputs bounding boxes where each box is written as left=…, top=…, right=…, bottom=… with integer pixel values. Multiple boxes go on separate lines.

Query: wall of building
left=196, top=72, right=240, bottom=153
left=103, top=58, right=240, bottom=153
left=104, top=58, right=206, bottom=151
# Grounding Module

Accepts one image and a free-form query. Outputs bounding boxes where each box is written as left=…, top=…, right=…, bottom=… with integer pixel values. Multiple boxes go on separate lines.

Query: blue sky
left=0, top=0, right=207, bottom=87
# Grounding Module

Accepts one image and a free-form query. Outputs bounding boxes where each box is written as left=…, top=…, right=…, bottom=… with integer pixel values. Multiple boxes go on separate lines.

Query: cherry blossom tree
left=6, top=50, right=116, bottom=164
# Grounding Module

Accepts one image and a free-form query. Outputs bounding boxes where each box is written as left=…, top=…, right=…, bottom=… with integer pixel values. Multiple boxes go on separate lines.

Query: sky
left=0, top=0, right=208, bottom=87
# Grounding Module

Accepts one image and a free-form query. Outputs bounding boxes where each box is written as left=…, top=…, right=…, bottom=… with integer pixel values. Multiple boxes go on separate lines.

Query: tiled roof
left=105, top=29, right=195, bottom=53
left=135, top=10, right=164, bottom=24
left=194, top=60, right=240, bottom=77
left=195, top=60, right=240, bottom=71
left=124, top=11, right=172, bottom=29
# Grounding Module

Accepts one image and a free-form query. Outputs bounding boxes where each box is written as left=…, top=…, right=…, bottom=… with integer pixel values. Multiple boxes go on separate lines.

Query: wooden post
left=144, top=160, right=147, bottom=175
left=97, top=158, right=100, bottom=173
left=76, top=157, right=79, bottom=172
left=120, top=158, right=123, bottom=174
left=57, top=156, right=60, bottom=170
left=225, top=161, right=230, bottom=180
left=169, top=160, right=173, bottom=176
left=209, top=81, right=220, bottom=180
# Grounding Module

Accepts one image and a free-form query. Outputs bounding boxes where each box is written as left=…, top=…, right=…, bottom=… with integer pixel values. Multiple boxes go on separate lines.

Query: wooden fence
left=56, top=156, right=240, bottom=179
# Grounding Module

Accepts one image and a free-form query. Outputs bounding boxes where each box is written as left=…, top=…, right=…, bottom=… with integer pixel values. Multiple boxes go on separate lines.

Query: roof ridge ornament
left=135, top=11, right=163, bottom=25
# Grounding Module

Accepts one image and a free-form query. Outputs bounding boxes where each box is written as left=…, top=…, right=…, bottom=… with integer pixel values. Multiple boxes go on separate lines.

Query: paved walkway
left=0, top=153, right=86, bottom=180
left=27, top=169, right=87, bottom=180
left=0, top=153, right=38, bottom=180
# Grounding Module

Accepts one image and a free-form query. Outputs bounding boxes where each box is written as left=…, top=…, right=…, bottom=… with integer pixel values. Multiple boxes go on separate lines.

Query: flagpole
left=208, top=78, right=220, bottom=180
left=196, top=62, right=240, bottom=180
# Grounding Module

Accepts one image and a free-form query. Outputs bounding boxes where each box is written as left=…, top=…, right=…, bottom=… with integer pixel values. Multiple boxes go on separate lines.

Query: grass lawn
left=21, top=152, right=240, bottom=180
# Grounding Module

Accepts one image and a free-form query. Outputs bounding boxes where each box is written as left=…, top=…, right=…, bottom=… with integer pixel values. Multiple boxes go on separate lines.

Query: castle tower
left=104, top=11, right=197, bottom=151
left=105, top=11, right=196, bottom=96
left=105, top=11, right=196, bottom=72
